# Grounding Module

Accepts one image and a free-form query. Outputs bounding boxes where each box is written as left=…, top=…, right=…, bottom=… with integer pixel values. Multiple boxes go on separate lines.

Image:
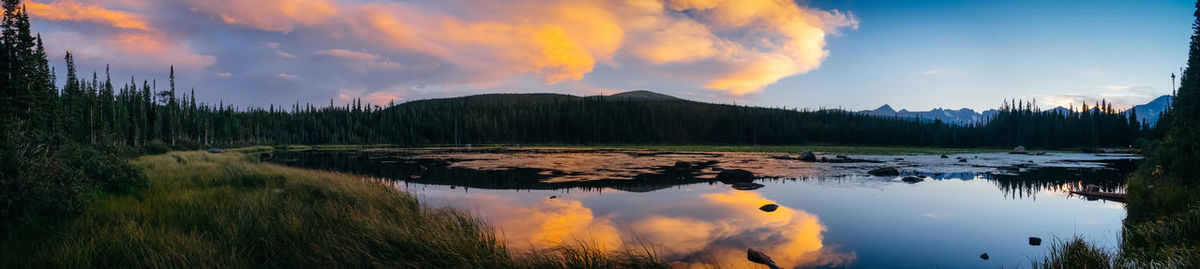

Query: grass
left=1120, top=205, right=1200, bottom=268
left=1035, top=237, right=1115, bottom=269
left=0, top=150, right=665, bottom=268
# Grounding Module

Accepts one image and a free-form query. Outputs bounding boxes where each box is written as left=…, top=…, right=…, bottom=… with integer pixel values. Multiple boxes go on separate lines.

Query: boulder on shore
left=1011, top=146, right=1027, bottom=154
left=798, top=151, right=817, bottom=162
left=868, top=167, right=900, bottom=176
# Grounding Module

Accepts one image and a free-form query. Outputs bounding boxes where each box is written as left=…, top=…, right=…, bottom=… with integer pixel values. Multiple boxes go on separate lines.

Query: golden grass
left=2, top=150, right=663, bottom=268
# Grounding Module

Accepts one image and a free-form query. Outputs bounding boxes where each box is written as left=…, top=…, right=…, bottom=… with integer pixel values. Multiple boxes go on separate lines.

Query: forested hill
left=303, top=91, right=1144, bottom=148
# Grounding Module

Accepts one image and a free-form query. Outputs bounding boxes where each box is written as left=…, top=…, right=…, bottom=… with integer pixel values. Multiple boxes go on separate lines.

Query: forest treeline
left=7, top=60, right=1153, bottom=150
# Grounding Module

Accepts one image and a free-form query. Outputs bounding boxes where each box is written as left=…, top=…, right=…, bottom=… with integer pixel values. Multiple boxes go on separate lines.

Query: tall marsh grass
left=1, top=150, right=665, bottom=268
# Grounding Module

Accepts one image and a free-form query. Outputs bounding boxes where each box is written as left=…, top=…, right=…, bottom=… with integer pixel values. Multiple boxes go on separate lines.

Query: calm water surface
left=273, top=148, right=1136, bottom=268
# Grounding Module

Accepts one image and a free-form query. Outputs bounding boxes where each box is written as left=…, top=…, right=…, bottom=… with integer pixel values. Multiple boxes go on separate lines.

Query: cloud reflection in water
left=442, top=189, right=855, bottom=268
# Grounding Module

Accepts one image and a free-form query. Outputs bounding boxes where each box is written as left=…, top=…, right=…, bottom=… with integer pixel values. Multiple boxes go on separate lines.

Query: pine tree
left=1159, top=0, right=1200, bottom=181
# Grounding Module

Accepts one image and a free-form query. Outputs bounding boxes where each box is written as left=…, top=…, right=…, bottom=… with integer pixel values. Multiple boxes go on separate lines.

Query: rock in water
left=940, top=154, right=949, bottom=158
left=674, top=161, right=692, bottom=169
left=1029, top=237, right=1042, bottom=246
left=959, top=158, right=968, bottom=163
left=717, top=169, right=756, bottom=181
left=732, top=182, right=765, bottom=191
left=747, top=249, right=782, bottom=269
left=798, top=151, right=817, bottom=162
left=1011, top=146, right=1027, bottom=154
left=901, top=176, right=924, bottom=183
left=759, top=204, right=779, bottom=212
left=868, top=167, right=900, bottom=176
left=980, top=253, right=989, bottom=260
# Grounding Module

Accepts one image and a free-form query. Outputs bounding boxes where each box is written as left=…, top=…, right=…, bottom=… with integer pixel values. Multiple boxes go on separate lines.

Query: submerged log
left=1069, top=190, right=1126, bottom=203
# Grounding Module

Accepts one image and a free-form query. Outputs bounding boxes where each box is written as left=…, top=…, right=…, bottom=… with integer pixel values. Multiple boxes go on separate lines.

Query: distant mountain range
left=857, top=105, right=997, bottom=125
left=1131, top=95, right=1173, bottom=126
left=856, top=95, right=1173, bottom=126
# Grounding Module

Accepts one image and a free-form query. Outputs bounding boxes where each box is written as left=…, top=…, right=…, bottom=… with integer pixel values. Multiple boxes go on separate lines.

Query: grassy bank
left=0, top=149, right=665, bottom=268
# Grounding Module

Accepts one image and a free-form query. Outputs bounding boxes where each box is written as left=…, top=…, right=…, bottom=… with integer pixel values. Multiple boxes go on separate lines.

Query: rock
left=820, top=157, right=829, bottom=162
left=940, top=154, right=949, bottom=158
left=759, top=204, right=779, bottom=212
left=1011, top=146, right=1027, bottom=154
left=717, top=169, right=756, bottom=181
left=549, top=195, right=557, bottom=199
left=980, top=253, right=989, bottom=260
left=674, top=161, right=692, bottom=169
left=868, top=167, right=900, bottom=176
left=207, top=148, right=223, bottom=153
left=959, top=158, right=968, bottom=163
left=732, top=182, right=765, bottom=191
left=747, top=249, right=782, bottom=269
left=836, top=155, right=849, bottom=159
left=798, top=151, right=817, bottom=162
left=901, top=176, right=924, bottom=183
left=1029, top=237, right=1042, bottom=246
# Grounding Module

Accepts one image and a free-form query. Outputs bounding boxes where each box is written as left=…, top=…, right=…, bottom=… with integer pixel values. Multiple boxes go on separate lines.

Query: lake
left=272, top=148, right=1137, bottom=268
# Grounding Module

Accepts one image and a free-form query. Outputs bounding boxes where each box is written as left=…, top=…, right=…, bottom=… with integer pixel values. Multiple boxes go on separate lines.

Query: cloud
left=318, top=49, right=381, bottom=61
left=182, top=0, right=856, bottom=95
left=186, top=0, right=338, bottom=33
left=921, top=68, right=962, bottom=75
left=1041, top=84, right=1161, bottom=110
left=27, top=0, right=856, bottom=105
left=27, top=0, right=214, bottom=69
left=216, top=72, right=231, bottom=77
left=277, top=73, right=297, bottom=79
left=25, top=0, right=149, bottom=30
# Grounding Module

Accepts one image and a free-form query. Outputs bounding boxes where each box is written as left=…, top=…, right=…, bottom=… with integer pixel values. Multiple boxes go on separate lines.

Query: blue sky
left=765, top=0, right=1193, bottom=111
left=27, top=0, right=1196, bottom=111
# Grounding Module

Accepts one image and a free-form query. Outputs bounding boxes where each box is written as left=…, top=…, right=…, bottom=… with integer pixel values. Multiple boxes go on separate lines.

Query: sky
left=24, top=0, right=1197, bottom=111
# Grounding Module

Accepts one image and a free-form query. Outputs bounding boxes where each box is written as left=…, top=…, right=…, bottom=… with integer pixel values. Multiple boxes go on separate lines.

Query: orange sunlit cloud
left=25, top=0, right=148, bottom=30
left=185, top=0, right=338, bottom=33
left=27, top=0, right=214, bottom=69
left=181, top=0, right=855, bottom=95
